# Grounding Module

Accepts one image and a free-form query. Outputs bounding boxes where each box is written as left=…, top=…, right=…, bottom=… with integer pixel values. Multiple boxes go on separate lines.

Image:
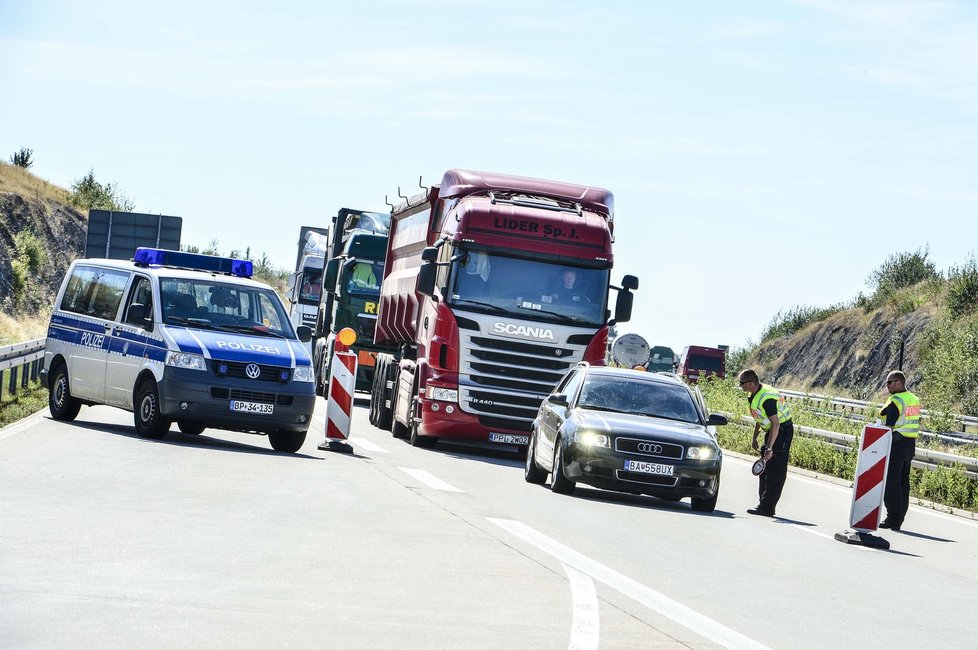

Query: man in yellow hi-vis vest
left=739, top=368, right=794, bottom=517
left=879, top=370, right=920, bottom=531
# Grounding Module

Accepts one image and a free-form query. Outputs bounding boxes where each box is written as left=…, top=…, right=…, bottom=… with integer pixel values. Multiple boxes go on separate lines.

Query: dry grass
left=0, top=310, right=50, bottom=345
left=0, top=161, right=68, bottom=204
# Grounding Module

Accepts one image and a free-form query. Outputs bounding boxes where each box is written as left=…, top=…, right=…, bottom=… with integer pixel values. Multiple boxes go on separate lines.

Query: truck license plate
left=624, top=460, right=675, bottom=476
left=230, top=400, right=274, bottom=415
left=489, top=432, right=529, bottom=445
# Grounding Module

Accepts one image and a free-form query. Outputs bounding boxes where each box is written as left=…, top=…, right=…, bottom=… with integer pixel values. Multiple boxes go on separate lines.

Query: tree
left=9, top=147, right=33, bottom=168
left=68, top=169, right=135, bottom=212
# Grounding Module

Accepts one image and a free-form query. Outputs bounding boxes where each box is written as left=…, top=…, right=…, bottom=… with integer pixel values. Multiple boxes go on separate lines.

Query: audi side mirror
left=547, top=393, right=569, bottom=407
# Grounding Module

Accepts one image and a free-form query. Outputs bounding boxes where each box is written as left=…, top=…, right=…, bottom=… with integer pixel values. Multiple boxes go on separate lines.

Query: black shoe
left=747, top=506, right=775, bottom=517
left=879, top=520, right=901, bottom=531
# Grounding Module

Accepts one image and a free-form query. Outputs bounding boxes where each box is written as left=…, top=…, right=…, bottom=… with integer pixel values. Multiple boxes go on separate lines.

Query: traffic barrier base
left=318, top=349, right=357, bottom=455
left=835, top=423, right=892, bottom=550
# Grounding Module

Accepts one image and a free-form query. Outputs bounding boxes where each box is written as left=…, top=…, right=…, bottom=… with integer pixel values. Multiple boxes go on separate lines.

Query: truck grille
left=458, top=330, right=590, bottom=432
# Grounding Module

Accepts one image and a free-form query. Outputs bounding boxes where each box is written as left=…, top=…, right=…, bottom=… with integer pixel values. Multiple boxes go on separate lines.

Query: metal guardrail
left=0, top=337, right=45, bottom=400
left=779, top=388, right=978, bottom=438
left=724, top=412, right=978, bottom=479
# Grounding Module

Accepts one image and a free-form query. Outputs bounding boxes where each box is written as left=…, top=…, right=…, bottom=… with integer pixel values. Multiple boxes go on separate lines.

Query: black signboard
left=85, top=210, right=182, bottom=260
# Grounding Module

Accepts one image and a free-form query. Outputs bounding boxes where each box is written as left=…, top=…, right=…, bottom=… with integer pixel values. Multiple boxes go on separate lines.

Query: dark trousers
left=758, top=422, right=794, bottom=513
left=884, top=435, right=915, bottom=526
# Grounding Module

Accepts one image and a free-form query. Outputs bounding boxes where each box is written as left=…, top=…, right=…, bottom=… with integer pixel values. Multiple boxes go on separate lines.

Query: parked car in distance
left=525, top=363, right=726, bottom=511
left=676, top=345, right=726, bottom=383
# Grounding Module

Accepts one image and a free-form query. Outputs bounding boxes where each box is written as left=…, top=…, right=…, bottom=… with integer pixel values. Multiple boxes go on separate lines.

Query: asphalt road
left=2, top=398, right=978, bottom=649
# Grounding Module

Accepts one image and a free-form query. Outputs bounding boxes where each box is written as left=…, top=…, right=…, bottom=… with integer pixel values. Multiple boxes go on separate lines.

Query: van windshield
left=160, top=278, right=296, bottom=339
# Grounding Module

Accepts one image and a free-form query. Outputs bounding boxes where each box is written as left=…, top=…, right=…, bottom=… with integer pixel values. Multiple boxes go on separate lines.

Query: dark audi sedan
left=525, top=363, right=727, bottom=511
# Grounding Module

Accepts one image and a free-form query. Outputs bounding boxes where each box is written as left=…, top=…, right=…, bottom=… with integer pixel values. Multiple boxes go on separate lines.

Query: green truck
left=312, top=208, right=395, bottom=395
left=646, top=345, right=677, bottom=373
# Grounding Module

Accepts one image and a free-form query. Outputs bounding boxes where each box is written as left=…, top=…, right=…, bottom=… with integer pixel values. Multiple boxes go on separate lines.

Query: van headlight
left=292, top=366, right=314, bottom=382
left=166, top=352, right=206, bottom=371
left=578, top=431, right=610, bottom=448
left=687, top=445, right=718, bottom=460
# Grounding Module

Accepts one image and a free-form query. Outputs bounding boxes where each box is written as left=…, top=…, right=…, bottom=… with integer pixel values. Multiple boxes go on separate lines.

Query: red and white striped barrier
left=849, top=423, right=892, bottom=531
left=326, top=351, right=357, bottom=441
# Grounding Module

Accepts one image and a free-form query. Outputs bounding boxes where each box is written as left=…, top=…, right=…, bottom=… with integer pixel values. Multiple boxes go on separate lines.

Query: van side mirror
left=126, top=303, right=152, bottom=329
left=296, top=325, right=313, bottom=342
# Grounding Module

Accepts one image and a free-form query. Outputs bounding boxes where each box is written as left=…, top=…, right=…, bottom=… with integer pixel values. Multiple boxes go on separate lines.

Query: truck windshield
left=297, top=269, right=322, bottom=304
left=160, top=278, right=297, bottom=339
left=343, top=259, right=383, bottom=297
left=448, top=252, right=608, bottom=325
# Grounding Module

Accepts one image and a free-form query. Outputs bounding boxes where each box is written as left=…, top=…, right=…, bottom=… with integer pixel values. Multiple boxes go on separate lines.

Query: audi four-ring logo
left=637, top=442, right=663, bottom=454
left=245, top=363, right=261, bottom=379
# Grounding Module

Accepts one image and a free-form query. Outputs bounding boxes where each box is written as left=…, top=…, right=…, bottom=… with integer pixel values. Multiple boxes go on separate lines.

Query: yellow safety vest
left=881, top=391, right=920, bottom=438
left=749, top=384, right=793, bottom=432
left=352, top=263, right=376, bottom=288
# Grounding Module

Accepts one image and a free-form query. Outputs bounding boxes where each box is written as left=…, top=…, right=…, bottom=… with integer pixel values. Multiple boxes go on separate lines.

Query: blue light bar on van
left=133, top=248, right=253, bottom=278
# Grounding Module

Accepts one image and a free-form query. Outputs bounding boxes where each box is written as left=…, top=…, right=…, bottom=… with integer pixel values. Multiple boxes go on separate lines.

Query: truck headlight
left=687, top=445, right=718, bottom=460
left=428, top=387, right=458, bottom=402
left=292, top=366, right=314, bottom=382
left=166, top=352, right=206, bottom=371
left=578, top=431, right=610, bottom=448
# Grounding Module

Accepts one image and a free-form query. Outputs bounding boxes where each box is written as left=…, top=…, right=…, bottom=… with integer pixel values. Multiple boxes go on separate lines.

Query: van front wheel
left=269, top=430, right=306, bottom=453
left=49, top=363, right=81, bottom=421
left=134, top=380, right=171, bottom=440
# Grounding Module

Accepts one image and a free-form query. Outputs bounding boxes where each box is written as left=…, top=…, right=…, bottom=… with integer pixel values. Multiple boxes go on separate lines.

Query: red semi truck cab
left=370, top=169, right=637, bottom=449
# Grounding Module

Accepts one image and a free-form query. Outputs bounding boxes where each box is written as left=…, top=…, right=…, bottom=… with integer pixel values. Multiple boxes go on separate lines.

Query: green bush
left=865, top=246, right=940, bottom=309
left=68, top=170, right=135, bottom=212
left=9, top=147, right=33, bottom=168
left=946, top=257, right=978, bottom=319
left=760, top=304, right=846, bottom=342
left=7, top=231, right=49, bottom=309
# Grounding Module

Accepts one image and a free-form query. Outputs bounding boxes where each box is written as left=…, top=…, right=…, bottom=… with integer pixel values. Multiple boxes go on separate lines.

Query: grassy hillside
left=734, top=249, right=978, bottom=416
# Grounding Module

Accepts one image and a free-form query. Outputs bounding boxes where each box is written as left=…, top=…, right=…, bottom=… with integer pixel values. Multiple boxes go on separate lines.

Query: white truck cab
left=41, top=248, right=317, bottom=453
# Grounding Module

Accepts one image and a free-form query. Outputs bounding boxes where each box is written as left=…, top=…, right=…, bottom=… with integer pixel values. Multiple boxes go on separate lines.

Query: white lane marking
left=563, top=564, right=599, bottom=650
left=488, top=518, right=769, bottom=650
left=398, top=467, right=463, bottom=492
left=0, top=412, right=45, bottom=441
left=349, top=437, right=389, bottom=453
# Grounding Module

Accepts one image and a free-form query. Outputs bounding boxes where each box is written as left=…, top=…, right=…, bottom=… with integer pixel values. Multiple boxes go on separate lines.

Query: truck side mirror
left=614, top=289, right=633, bottom=323
left=285, top=273, right=299, bottom=303
left=421, top=246, right=438, bottom=262
left=324, top=259, right=339, bottom=294
left=621, top=275, right=639, bottom=291
left=417, top=263, right=436, bottom=297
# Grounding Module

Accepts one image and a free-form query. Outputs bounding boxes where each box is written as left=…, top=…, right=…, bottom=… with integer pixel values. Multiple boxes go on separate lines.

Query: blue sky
left=3, top=0, right=977, bottom=352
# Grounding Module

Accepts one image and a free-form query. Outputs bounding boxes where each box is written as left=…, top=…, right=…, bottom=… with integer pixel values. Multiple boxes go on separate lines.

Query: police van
left=41, top=248, right=317, bottom=453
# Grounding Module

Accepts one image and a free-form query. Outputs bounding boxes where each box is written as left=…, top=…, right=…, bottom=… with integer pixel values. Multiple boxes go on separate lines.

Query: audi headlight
left=292, top=366, right=314, bottom=382
left=578, top=431, right=610, bottom=448
left=428, top=387, right=458, bottom=402
left=687, top=445, right=719, bottom=460
left=166, top=352, right=206, bottom=371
